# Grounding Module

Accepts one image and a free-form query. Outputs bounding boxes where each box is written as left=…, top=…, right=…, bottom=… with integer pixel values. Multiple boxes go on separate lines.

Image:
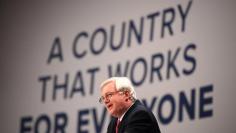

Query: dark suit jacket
left=107, top=100, right=161, bottom=133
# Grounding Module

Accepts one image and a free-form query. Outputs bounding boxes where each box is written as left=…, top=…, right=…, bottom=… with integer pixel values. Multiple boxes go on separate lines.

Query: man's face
left=100, top=81, right=127, bottom=117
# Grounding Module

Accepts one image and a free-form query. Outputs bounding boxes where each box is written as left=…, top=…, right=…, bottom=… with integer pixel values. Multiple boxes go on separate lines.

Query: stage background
left=1, top=0, right=236, bottom=133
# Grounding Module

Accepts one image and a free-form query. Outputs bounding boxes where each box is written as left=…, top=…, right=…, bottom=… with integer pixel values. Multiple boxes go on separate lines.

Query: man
left=99, top=77, right=161, bottom=133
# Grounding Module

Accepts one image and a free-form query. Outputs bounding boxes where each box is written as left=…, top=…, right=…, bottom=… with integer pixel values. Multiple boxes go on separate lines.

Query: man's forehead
left=102, top=81, right=116, bottom=91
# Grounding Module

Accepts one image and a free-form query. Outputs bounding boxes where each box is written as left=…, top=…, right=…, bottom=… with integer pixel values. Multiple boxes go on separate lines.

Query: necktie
left=116, top=119, right=120, bottom=133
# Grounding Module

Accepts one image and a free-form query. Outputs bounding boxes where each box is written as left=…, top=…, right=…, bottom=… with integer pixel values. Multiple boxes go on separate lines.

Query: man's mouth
left=107, top=104, right=113, bottom=110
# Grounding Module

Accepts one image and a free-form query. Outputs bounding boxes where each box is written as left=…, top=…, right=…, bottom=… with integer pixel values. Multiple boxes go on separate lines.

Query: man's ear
left=124, top=90, right=130, bottom=96
left=124, top=91, right=131, bottom=100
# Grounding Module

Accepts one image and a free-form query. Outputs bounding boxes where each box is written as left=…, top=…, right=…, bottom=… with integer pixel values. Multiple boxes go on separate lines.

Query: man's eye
left=107, top=93, right=112, bottom=97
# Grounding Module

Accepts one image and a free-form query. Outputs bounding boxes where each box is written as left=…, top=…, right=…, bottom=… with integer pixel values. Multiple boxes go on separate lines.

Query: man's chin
left=109, top=110, right=114, bottom=115
left=109, top=110, right=118, bottom=117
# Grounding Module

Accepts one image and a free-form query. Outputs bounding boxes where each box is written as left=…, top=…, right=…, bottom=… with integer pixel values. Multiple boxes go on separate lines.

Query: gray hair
left=100, top=77, right=137, bottom=101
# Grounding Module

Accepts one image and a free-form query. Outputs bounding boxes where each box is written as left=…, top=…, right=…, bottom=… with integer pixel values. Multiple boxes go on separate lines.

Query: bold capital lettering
left=150, top=53, right=164, bottom=82
left=110, top=22, right=126, bottom=51
left=47, top=37, right=64, bottom=64
left=92, top=107, right=107, bottom=133
left=147, top=11, right=160, bottom=41
left=127, top=17, right=144, bottom=46
left=87, top=67, right=100, bottom=95
left=73, top=32, right=89, bottom=59
left=90, top=28, right=107, bottom=55
left=54, top=112, right=68, bottom=133
left=178, top=0, right=193, bottom=32
left=200, top=84, right=213, bottom=118
left=20, top=116, right=32, bottom=133
left=77, top=109, right=89, bottom=133
left=70, top=71, right=85, bottom=98
left=108, top=61, right=130, bottom=77
left=179, top=89, right=195, bottom=122
left=53, top=73, right=69, bottom=101
left=142, top=97, right=157, bottom=111
left=130, top=58, right=147, bottom=86
left=35, top=115, right=51, bottom=133
left=161, top=8, right=175, bottom=38
left=38, top=75, right=51, bottom=102
left=183, top=43, right=196, bottom=75
left=158, top=94, right=175, bottom=125
left=167, top=48, right=180, bottom=79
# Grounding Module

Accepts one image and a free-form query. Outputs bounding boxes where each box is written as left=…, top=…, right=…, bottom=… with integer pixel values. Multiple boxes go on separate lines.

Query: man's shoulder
left=127, top=100, right=153, bottom=118
left=133, top=100, right=151, bottom=112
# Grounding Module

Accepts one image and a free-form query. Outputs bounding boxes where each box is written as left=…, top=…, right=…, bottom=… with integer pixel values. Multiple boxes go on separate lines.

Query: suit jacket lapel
left=118, top=100, right=141, bottom=133
left=107, top=117, right=117, bottom=133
